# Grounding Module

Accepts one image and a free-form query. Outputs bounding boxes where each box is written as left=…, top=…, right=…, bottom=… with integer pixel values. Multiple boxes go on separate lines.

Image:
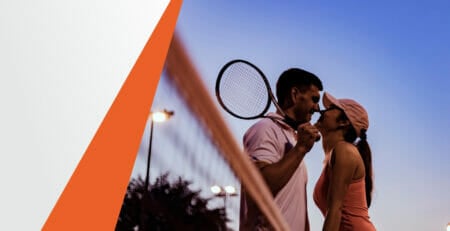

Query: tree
left=115, top=173, right=229, bottom=231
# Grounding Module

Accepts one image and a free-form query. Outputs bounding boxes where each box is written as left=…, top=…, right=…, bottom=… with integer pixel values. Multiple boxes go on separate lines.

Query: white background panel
left=0, top=0, right=169, bottom=229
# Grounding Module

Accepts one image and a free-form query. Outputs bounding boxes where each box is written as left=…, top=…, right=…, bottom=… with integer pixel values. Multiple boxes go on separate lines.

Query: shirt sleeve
left=243, top=119, right=283, bottom=164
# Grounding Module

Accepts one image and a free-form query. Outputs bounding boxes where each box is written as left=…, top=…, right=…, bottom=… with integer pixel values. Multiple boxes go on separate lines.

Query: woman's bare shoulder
left=330, top=141, right=359, bottom=166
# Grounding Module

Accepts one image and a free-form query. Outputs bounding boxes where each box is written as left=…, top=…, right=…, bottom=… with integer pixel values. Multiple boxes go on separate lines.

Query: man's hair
left=276, top=68, right=323, bottom=108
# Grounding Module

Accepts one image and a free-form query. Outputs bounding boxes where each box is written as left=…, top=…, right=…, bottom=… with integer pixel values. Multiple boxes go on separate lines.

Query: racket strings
left=219, top=63, right=269, bottom=118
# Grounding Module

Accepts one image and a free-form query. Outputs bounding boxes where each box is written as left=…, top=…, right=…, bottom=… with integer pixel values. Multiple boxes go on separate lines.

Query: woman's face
left=314, top=105, right=343, bottom=135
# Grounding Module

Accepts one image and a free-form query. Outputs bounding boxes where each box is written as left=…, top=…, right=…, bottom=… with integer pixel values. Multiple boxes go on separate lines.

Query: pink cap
left=323, top=92, right=369, bottom=138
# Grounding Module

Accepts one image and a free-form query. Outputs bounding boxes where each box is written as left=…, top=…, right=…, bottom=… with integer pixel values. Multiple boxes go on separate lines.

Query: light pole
left=140, top=109, right=174, bottom=231
left=144, top=109, right=174, bottom=190
left=211, top=185, right=238, bottom=214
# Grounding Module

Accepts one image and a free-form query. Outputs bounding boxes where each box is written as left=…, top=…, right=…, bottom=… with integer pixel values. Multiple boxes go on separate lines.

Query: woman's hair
left=338, top=112, right=374, bottom=207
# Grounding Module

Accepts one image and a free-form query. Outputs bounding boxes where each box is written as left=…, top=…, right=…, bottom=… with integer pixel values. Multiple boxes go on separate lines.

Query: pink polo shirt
left=240, top=112, right=309, bottom=231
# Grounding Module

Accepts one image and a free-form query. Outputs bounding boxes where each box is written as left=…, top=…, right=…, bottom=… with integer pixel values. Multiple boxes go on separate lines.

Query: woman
left=313, top=92, right=376, bottom=231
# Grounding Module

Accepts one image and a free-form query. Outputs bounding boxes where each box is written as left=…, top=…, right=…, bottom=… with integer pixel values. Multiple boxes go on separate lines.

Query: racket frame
left=215, top=59, right=288, bottom=120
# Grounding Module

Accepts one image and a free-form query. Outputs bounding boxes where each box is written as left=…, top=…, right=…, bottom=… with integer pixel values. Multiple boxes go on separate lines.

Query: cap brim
left=323, top=92, right=344, bottom=110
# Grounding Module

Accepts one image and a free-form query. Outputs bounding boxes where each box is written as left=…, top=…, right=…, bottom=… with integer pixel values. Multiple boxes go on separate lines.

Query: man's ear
left=290, top=87, right=299, bottom=103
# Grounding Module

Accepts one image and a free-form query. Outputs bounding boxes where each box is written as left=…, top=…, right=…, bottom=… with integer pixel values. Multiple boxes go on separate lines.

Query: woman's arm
left=323, top=143, right=359, bottom=231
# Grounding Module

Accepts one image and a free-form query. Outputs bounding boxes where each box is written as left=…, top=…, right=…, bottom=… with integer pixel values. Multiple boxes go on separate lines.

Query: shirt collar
left=266, top=112, right=295, bottom=131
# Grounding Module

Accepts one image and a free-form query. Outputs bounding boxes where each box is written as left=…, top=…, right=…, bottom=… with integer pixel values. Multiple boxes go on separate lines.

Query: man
left=240, top=68, right=323, bottom=231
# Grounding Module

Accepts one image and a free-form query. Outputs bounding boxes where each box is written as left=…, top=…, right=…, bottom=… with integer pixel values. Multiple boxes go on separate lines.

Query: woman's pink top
left=313, top=165, right=376, bottom=231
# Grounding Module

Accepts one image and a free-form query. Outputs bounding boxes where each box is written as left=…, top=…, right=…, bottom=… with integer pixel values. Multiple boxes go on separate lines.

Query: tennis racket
left=215, top=59, right=300, bottom=129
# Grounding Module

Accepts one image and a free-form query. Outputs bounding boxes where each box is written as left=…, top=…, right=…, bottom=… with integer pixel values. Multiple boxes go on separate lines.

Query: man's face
left=291, top=85, right=321, bottom=124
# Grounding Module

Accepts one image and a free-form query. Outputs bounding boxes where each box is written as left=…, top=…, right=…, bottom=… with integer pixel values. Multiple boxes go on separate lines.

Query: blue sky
left=156, top=1, right=450, bottom=230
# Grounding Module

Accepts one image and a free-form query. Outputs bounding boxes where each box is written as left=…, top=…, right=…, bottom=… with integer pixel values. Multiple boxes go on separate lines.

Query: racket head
left=215, top=59, right=272, bottom=120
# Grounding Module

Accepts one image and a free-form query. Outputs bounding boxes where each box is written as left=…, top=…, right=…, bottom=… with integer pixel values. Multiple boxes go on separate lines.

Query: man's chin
left=306, top=114, right=314, bottom=123
left=297, top=118, right=309, bottom=124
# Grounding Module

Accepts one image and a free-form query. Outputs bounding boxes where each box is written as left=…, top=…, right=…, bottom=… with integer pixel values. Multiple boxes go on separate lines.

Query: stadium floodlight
left=145, top=109, right=174, bottom=189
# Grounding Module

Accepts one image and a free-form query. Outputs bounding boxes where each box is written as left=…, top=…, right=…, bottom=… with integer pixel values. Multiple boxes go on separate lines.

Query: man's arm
left=255, top=123, right=318, bottom=196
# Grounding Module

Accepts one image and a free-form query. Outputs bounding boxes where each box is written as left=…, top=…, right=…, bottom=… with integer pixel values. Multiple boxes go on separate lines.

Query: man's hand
left=296, top=122, right=320, bottom=153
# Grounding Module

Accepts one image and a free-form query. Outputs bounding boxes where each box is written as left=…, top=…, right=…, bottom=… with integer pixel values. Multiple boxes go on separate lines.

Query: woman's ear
left=337, top=119, right=351, bottom=129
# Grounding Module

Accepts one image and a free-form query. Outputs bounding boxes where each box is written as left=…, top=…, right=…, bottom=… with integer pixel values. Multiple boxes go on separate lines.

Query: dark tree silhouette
left=115, top=173, right=229, bottom=231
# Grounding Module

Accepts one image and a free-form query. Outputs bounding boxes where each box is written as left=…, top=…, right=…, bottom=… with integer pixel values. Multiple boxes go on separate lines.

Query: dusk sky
left=170, top=1, right=450, bottom=230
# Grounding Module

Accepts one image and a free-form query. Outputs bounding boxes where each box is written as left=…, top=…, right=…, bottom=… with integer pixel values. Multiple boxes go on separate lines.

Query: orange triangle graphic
left=42, top=0, right=183, bottom=230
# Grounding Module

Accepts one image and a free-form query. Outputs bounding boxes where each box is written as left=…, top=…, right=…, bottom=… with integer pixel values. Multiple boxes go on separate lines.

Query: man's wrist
left=294, top=145, right=307, bottom=157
